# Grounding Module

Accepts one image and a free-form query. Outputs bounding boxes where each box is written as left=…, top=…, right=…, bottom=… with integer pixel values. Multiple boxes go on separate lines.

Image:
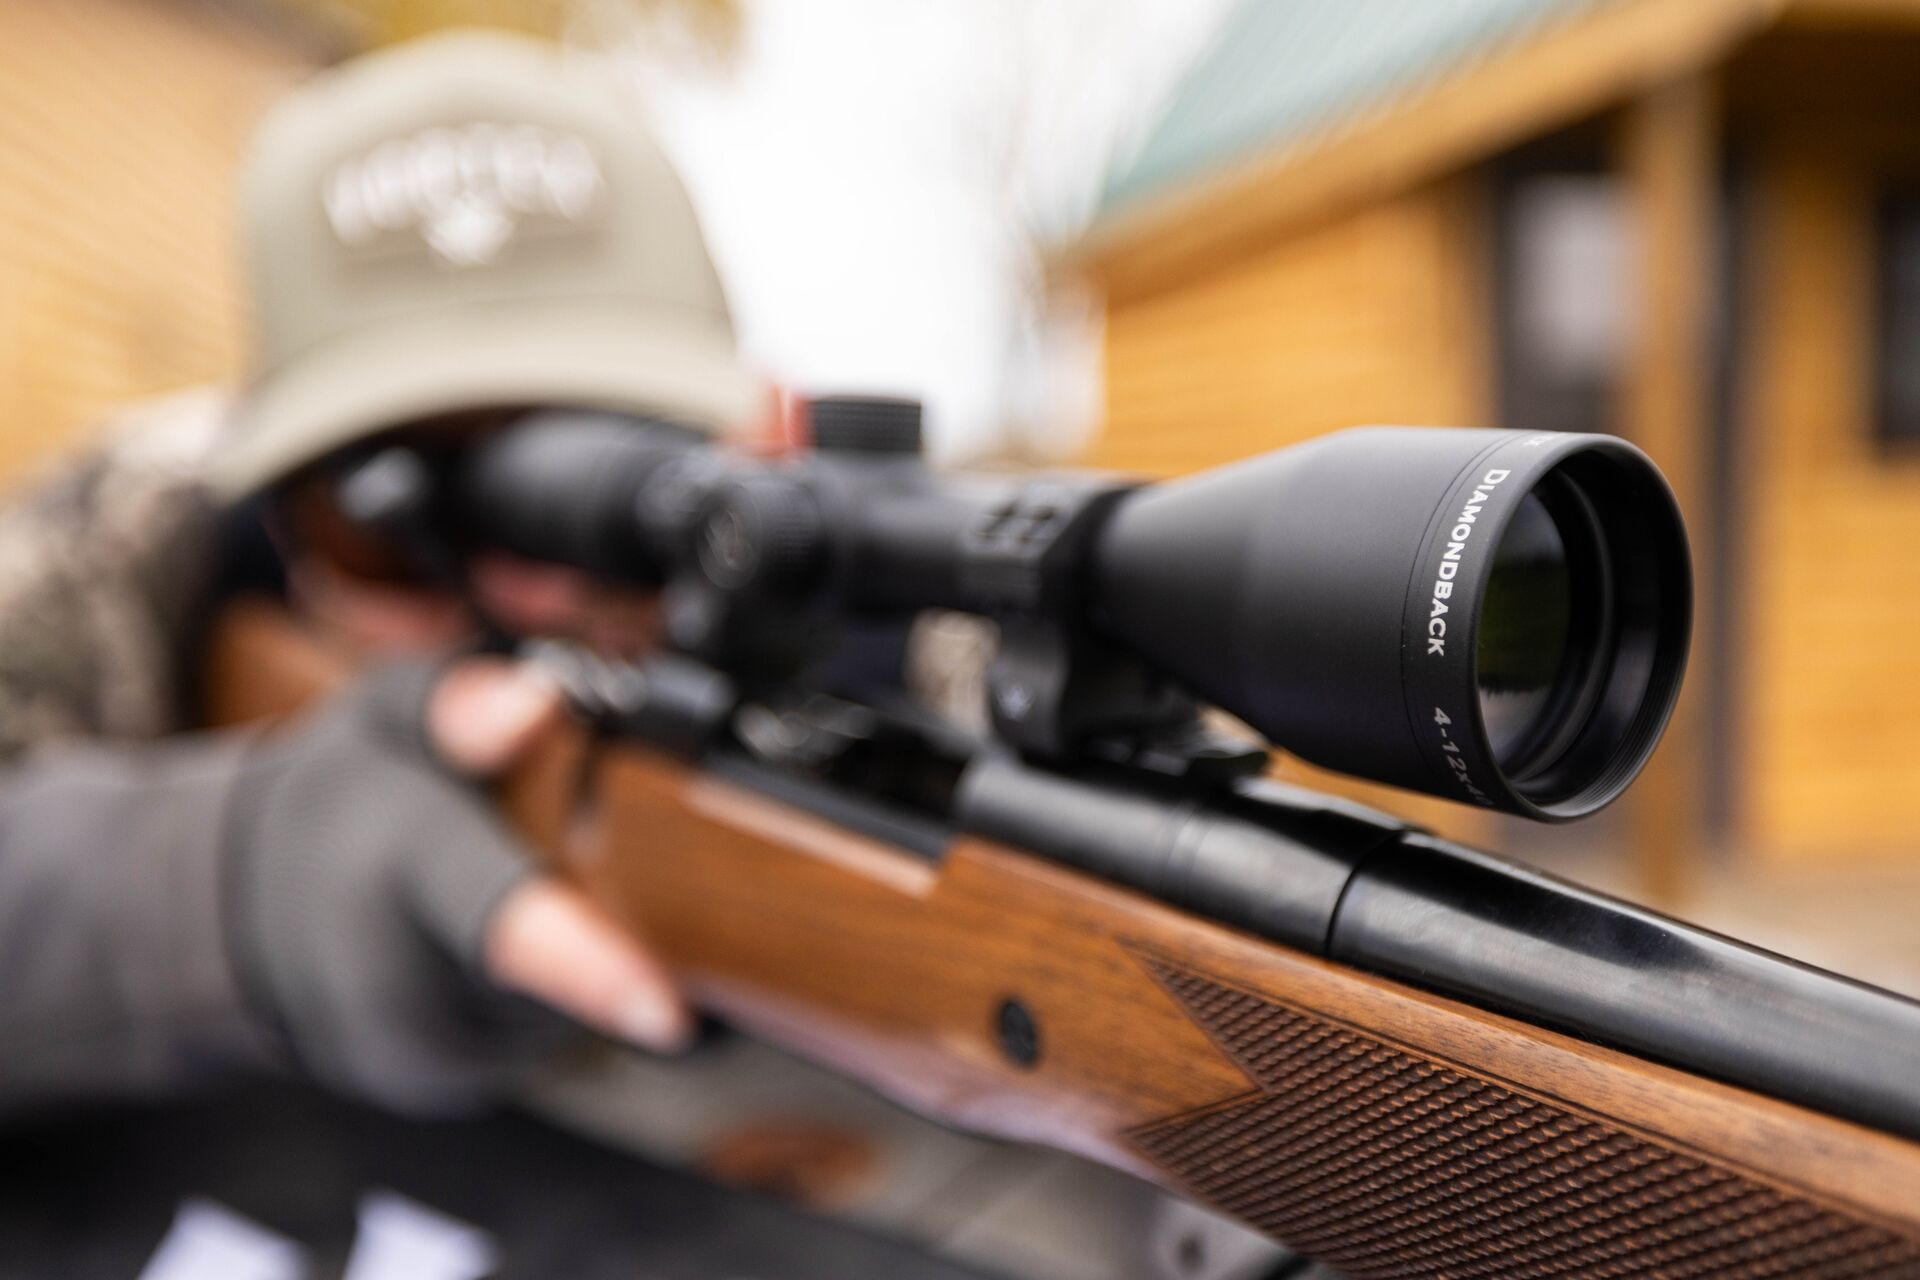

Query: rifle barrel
left=958, top=754, right=1920, bottom=1142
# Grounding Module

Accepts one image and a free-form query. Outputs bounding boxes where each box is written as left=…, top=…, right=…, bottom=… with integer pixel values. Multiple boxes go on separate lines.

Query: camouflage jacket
left=0, top=389, right=233, bottom=761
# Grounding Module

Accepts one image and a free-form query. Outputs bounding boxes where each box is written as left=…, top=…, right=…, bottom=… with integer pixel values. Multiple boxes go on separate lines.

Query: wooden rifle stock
left=205, top=598, right=1920, bottom=1278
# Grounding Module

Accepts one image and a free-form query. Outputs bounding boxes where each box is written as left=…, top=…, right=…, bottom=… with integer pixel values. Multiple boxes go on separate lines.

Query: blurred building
left=1064, top=0, right=1920, bottom=872
left=0, top=0, right=313, bottom=479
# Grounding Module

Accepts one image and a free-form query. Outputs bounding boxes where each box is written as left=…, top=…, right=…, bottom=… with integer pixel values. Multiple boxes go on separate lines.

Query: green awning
left=1100, top=0, right=1621, bottom=221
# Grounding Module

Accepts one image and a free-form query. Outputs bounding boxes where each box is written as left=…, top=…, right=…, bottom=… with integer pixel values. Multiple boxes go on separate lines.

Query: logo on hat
left=322, top=123, right=604, bottom=268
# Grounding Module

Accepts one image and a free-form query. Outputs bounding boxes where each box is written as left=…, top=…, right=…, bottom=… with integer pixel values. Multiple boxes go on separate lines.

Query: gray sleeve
left=225, top=666, right=555, bottom=1115
left=0, top=667, right=572, bottom=1120
left=0, top=734, right=283, bottom=1111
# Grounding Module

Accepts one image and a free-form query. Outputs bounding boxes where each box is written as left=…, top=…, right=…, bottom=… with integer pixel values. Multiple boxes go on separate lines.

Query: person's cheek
left=291, top=559, right=473, bottom=657
left=469, top=553, right=594, bottom=635
left=579, top=589, right=665, bottom=658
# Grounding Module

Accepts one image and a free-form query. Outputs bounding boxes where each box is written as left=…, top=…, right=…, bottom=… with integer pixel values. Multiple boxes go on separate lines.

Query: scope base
left=1079, top=719, right=1269, bottom=787
left=987, top=621, right=1266, bottom=788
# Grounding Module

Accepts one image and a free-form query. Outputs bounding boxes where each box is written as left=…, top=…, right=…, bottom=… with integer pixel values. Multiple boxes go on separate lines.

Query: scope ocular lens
left=1476, top=490, right=1574, bottom=770
left=1464, top=449, right=1681, bottom=818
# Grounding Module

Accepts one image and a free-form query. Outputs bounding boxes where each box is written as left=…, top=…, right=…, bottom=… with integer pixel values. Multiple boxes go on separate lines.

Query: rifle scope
left=436, top=407, right=1689, bottom=820
left=687, top=421, right=1691, bottom=821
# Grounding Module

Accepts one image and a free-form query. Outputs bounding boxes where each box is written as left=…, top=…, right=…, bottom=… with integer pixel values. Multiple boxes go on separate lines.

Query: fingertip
left=484, top=879, right=692, bottom=1052
left=614, top=990, right=698, bottom=1054
left=429, top=660, right=566, bottom=776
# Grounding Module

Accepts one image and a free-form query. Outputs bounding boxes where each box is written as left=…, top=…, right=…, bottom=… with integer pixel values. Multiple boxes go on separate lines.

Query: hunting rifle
left=206, top=401, right=1920, bottom=1278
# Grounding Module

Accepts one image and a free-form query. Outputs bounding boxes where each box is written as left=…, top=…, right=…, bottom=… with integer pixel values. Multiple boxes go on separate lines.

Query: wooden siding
left=0, top=0, right=310, bottom=482
left=1087, top=178, right=1493, bottom=838
left=1092, top=179, right=1489, bottom=473
left=1738, top=134, right=1920, bottom=859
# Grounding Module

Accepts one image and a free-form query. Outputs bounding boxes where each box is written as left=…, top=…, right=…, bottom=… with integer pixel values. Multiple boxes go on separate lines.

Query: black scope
left=687, top=425, right=1691, bottom=821
left=452, top=410, right=718, bottom=584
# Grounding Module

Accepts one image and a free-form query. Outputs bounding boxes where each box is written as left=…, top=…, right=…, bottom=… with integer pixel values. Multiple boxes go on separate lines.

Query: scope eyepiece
left=1092, top=428, right=1691, bottom=820
left=455, top=411, right=708, bottom=584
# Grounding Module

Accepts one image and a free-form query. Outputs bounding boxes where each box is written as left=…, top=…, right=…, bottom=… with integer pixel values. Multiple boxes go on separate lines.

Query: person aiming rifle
left=0, top=31, right=756, bottom=1111
left=6, top=25, right=1920, bottom=1280
left=210, top=393, right=1920, bottom=1276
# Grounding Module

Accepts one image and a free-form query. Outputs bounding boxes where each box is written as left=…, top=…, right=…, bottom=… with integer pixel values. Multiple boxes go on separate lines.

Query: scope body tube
left=813, top=460, right=1021, bottom=614
left=726, top=455, right=1129, bottom=619
left=955, top=754, right=1920, bottom=1142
